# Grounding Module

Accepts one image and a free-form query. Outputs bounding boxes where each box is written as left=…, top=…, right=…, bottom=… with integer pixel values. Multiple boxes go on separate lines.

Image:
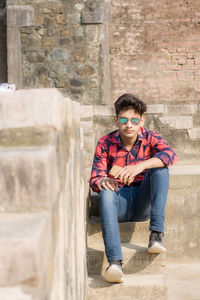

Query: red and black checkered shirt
left=90, top=127, right=178, bottom=192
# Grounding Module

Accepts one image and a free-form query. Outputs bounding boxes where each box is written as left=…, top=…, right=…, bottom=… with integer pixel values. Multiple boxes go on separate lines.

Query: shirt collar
left=137, top=127, right=144, bottom=141
left=113, top=130, right=122, bottom=145
left=113, top=127, right=144, bottom=145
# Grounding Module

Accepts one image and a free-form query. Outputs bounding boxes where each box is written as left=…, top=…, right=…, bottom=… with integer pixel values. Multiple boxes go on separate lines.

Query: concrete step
left=88, top=164, right=200, bottom=259
left=87, top=242, right=165, bottom=275
left=87, top=273, right=167, bottom=300
left=164, top=262, right=200, bottom=300
left=87, top=217, right=149, bottom=246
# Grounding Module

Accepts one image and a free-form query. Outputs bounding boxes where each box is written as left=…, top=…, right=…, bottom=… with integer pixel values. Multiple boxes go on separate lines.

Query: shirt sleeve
left=90, top=140, right=108, bottom=192
left=150, top=131, right=178, bottom=167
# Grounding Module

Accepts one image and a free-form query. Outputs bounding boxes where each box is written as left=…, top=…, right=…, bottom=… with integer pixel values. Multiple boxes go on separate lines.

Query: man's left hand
left=114, top=163, right=145, bottom=185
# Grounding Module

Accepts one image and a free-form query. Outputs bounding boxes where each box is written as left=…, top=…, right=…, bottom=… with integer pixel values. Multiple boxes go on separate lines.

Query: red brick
left=111, top=0, right=121, bottom=6
left=176, top=48, right=186, bottom=53
left=187, top=59, right=195, bottom=66
left=195, top=53, right=200, bottom=59
left=157, top=59, right=167, bottom=65
left=178, top=60, right=186, bottom=65
left=188, top=53, right=194, bottom=59
left=167, top=65, right=181, bottom=71
left=171, top=54, right=187, bottom=60
left=176, top=71, right=193, bottom=77
left=168, top=47, right=176, bottom=53
left=186, top=48, right=197, bottom=53
left=170, top=60, right=178, bottom=65
left=176, top=76, right=192, bottom=82
left=121, top=0, right=137, bottom=7
left=182, top=64, right=197, bottom=70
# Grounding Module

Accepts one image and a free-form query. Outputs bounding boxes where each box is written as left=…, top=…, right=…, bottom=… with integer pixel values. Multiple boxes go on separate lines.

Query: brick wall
left=110, top=0, right=200, bottom=104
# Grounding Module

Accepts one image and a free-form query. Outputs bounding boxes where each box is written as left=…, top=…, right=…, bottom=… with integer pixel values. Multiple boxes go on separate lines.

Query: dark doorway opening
left=0, top=1, right=7, bottom=83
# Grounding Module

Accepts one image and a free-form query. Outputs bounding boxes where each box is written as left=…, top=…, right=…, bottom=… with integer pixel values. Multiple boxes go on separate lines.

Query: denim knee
left=98, top=189, right=118, bottom=220
left=99, top=188, right=117, bottom=207
left=149, top=167, right=169, bottom=175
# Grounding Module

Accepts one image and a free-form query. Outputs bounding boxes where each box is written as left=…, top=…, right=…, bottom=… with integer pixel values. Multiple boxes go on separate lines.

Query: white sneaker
left=103, top=261, right=124, bottom=283
left=148, top=231, right=166, bottom=254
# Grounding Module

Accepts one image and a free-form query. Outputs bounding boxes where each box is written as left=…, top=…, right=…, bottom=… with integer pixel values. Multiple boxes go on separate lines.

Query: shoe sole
left=148, top=242, right=166, bottom=254
left=103, top=265, right=124, bottom=283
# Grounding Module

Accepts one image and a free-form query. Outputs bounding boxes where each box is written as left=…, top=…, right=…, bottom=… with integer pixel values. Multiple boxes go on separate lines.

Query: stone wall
left=6, top=0, right=110, bottom=105
left=110, top=0, right=200, bottom=104
left=0, top=89, right=87, bottom=300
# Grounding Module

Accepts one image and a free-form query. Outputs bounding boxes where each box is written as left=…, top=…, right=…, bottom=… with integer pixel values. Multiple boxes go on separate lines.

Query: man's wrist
left=139, top=161, right=146, bottom=171
left=99, top=177, right=108, bottom=185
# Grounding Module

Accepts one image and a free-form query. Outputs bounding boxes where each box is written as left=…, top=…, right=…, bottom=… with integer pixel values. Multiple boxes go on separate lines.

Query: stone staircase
left=0, top=89, right=86, bottom=300
left=86, top=163, right=200, bottom=299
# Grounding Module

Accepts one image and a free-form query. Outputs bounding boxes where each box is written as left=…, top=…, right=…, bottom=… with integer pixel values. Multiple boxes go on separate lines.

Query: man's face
left=114, top=109, right=144, bottom=141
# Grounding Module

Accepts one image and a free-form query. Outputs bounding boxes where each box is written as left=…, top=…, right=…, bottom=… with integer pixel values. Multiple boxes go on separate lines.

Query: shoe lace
left=110, top=260, right=122, bottom=266
left=150, top=231, right=163, bottom=242
left=106, top=260, right=123, bottom=271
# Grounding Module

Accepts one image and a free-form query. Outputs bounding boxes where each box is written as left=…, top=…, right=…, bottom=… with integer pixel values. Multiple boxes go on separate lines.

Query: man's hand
left=98, top=177, right=119, bottom=191
left=115, top=163, right=145, bottom=185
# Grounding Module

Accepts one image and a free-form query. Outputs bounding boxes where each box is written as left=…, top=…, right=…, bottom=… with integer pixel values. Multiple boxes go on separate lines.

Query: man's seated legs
left=98, top=168, right=169, bottom=282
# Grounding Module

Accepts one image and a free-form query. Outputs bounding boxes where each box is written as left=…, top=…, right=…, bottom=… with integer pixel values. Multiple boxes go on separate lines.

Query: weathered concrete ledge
left=0, top=89, right=67, bottom=131
left=188, top=127, right=200, bottom=139
left=81, top=104, right=200, bottom=117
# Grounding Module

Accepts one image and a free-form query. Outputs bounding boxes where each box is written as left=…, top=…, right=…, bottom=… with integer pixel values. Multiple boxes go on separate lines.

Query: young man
left=90, top=94, right=178, bottom=283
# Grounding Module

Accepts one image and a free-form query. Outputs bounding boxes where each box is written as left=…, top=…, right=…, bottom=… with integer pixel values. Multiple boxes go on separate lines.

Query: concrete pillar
left=6, top=5, right=34, bottom=89
left=100, top=0, right=111, bottom=105
left=81, top=0, right=111, bottom=105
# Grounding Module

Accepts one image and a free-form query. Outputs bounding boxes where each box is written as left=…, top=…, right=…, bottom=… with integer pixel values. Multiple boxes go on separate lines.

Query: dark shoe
left=103, top=260, right=124, bottom=283
left=148, top=231, right=166, bottom=254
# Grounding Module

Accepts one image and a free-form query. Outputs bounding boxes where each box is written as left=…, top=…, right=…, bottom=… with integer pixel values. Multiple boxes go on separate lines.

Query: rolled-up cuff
left=153, top=152, right=171, bottom=167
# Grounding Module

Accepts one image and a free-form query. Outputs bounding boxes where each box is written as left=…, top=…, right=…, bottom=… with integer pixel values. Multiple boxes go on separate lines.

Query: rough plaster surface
left=0, top=213, right=50, bottom=285
left=0, top=146, right=59, bottom=210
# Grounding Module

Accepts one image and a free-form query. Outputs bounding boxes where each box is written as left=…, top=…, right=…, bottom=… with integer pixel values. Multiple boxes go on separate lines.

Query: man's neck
left=120, top=135, right=138, bottom=150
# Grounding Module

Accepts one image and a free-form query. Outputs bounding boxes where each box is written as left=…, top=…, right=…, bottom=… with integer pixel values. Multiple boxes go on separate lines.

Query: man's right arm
left=90, top=141, right=108, bottom=192
left=90, top=141, right=118, bottom=192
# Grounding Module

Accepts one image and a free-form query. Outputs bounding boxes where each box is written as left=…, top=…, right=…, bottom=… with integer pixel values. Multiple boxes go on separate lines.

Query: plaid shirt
left=90, top=127, right=178, bottom=192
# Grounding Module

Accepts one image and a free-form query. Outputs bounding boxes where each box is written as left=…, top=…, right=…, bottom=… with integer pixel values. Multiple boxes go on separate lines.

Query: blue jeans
left=98, top=167, right=169, bottom=262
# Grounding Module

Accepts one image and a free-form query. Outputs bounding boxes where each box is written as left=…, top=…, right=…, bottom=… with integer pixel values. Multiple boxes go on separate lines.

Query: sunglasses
left=119, top=117, right=141, bottom=125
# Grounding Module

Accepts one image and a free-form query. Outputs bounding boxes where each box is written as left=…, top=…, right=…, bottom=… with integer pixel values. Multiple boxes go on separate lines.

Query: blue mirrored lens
left=131, top=118, right=140, bottom=125
left=119, top=118, right=128, bottom=124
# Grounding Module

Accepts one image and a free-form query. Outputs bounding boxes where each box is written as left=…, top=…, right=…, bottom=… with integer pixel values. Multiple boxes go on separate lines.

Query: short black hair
left=114, top=94, right=147, bottom=116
